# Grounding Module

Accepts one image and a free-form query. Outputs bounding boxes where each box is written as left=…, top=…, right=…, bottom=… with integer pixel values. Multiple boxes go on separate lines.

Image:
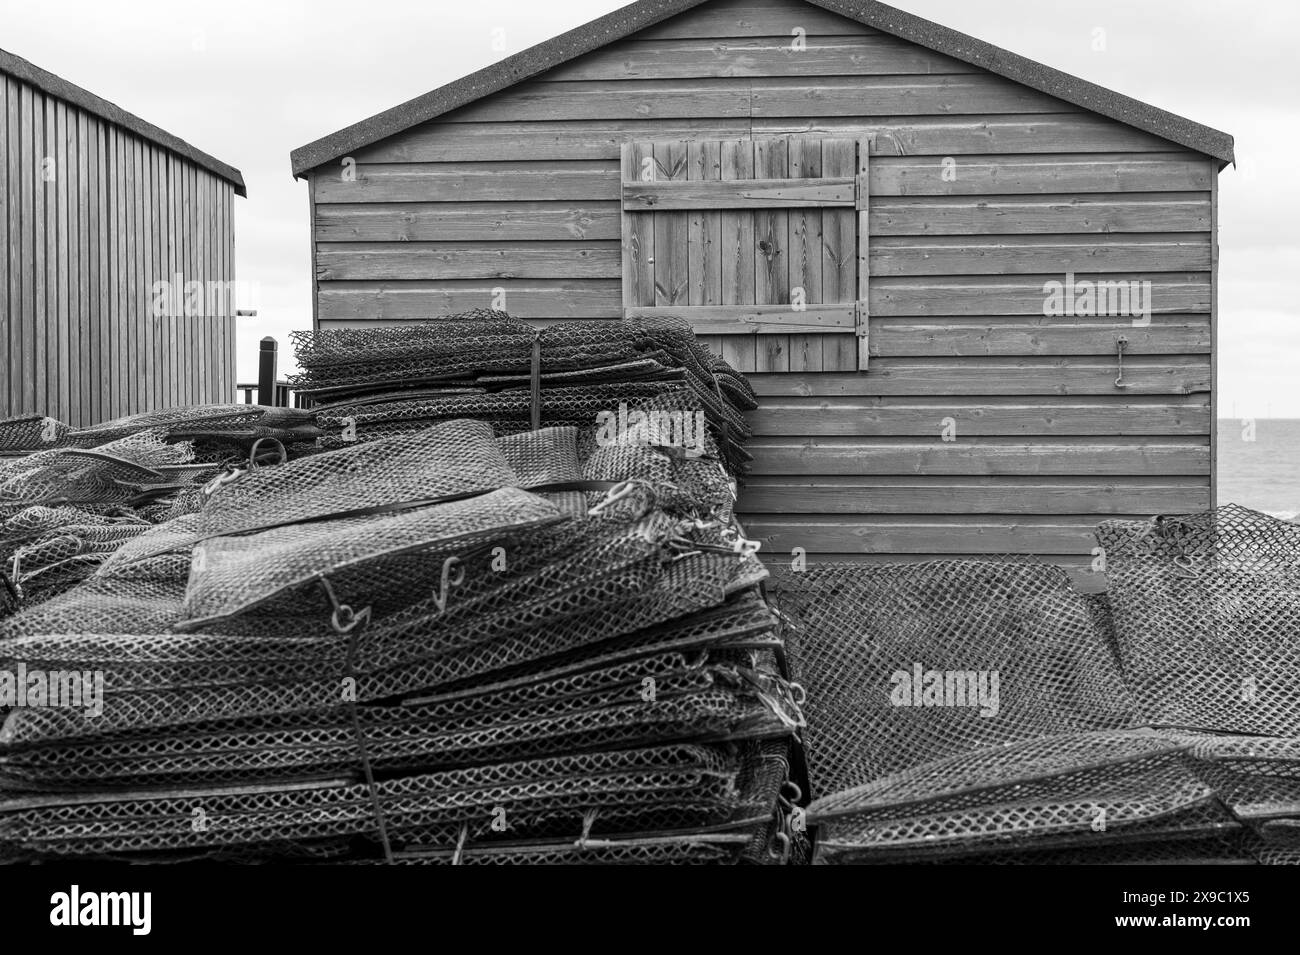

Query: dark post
left=258, top=337, right=278, bottom=407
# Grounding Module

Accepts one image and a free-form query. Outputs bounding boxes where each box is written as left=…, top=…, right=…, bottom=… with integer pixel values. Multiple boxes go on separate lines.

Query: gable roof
left=1, top=46, right=247, bottom=196
left=289, top=0, right=1235, bottom=177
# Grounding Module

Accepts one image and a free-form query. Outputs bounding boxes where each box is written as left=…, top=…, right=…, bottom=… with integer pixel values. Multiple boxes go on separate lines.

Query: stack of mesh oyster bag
left=0, top=371, right=802, bottom=862
left=1098, top=504, right=1300, bottom=865
left=772, top=559, right=1245, bottom=864
left=288, top=309, right=757, bottom=478
left=0, top=407, right=320, bottom=612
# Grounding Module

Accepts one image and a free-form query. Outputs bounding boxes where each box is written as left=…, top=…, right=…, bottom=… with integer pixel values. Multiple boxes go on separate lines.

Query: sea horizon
left=1216, top=417, right=1300, bottom=519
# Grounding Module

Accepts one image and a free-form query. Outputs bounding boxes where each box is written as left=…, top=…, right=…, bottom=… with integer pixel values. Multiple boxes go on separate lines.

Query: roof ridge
left=289, top=0, right=1234, bottom=177
left=0, top=45, right=247, bottom=196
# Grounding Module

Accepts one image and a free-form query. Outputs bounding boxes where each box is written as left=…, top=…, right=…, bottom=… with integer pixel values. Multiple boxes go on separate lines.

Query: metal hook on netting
left=319, top=573, right=393, bottom=864
left=738, top=668, right=807, bottom=733
left=247, top=437, right=287, bottom=470
left=588, top=479, right=646, bottom=517
left=320, top=575, right=372, bottom=635
left=431, top=555, right=466, bottom=614
left=1169, top=553, right=1204, bottom=581
left=200, top=465, right=246, bottom=498
left=199, top=439, right=287, bottom=500
left=1133, top=514, right=1204, bottom=579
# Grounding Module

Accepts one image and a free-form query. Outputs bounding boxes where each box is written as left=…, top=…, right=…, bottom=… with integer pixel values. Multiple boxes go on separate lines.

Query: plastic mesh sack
left=0, top=743, right=748, bottom=859
left=807, top=728, right=1240, bottom=862
left=771, top=559, right=1136, bottom=800
left=0, top=431, right=193, bottom=515
left=0, top=313, right=791, bottom=865
left=1098, top=504, right=1300, bottom=737
left=179, top=487, right=565, bottom=629
left=0, top=414, right=71, bottom=452
left=183, top=419, right=517, bottom=546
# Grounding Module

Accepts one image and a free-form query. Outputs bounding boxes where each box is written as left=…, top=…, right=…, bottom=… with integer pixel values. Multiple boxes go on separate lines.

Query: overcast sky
left=0, top=0, right=1293, bottom=415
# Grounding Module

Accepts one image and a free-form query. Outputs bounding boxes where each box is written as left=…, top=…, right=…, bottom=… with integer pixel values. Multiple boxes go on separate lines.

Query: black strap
left=341, top=617, right=394, bottom=863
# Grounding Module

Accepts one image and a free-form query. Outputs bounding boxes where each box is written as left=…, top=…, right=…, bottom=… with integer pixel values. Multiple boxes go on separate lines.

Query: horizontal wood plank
left=744, top=438, right=1210, bottom=476
left=623, top=176, right=855, bottom=209
left=870, top=273, right=1210, bottom=316
left=354, top=115, right=1174, bottom=164
left=353, top=120, right=754, bottom=163
left=315, top=242, right=617, bottom=280
left=871, top=152, right=1213, bottom=195
left=625, top=302, right=856, bottom=333
left=541, top=35, right=979, bottom=81
left=756, top=114, right=1179, bottom=155
left=633, top=0, right=874, bottom=39
left=446, top=81, right=751, bottom=123
left=867, top=315, right=1211, bottom=355
left=314, top=202, right=620, bottom=241
left=316, top=280, right=620, bottom=321
left=448, top=73, right=1070, bottom=123
left=870, top=234, right=1211, bottom=276
left=313, top=162, right=619, bottom=203
left=870, top=194, right=1211, bottom=235
left=748, top=357, right=1212, bottom=395
left=738, top=479, right=1211, bottom=514
left=748, top=76, right=1070, bottom=116
left=747, top=395, right=1211, bottom=434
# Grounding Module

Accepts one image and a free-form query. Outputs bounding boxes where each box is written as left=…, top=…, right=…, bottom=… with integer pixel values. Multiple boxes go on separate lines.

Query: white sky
left=0, top=0, right=1293, bottom=414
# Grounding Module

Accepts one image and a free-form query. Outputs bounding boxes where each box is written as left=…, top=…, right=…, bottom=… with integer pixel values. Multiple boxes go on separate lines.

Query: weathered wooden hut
left=290, top=0, right=1232, bottom=587
left=1, top=47, right=245, bottom=427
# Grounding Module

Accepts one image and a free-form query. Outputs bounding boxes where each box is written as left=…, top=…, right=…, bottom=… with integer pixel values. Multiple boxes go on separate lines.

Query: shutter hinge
left=855, top=300, right=869, bottom=372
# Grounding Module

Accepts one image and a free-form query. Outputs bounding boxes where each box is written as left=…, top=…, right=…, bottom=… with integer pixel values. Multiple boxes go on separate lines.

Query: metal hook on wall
left=1114, top=336, right=1130, bottom=389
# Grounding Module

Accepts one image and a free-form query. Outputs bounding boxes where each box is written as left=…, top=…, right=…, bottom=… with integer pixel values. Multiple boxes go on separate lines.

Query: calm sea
left=1217, top=419, right=1300, bottom=519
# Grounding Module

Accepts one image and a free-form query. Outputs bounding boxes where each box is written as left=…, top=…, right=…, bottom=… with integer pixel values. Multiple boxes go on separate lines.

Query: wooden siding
left=306, top=0, right=1217, bottom=586
left=1, top=71, right=236, bottom=427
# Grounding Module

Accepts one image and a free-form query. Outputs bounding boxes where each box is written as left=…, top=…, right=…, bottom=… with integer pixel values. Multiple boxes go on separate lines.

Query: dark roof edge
left=0, top=46, right=247, bottom=196
left=289, top=0, right=1234, bottom=178
left=814, top=0, right=1234, bottom=165
left=290, top=0, right=704, bottom=177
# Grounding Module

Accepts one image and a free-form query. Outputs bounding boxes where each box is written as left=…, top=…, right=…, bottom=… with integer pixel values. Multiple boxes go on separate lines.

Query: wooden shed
left=1, top=47, right=245, bottom=428
left=290, top=0, right=1233, bottom=588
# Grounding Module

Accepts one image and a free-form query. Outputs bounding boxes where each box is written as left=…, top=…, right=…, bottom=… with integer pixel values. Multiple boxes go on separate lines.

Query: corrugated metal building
left=1, top=47, right=246, bottom=427
left=289, top=0, right=1233, bottom=588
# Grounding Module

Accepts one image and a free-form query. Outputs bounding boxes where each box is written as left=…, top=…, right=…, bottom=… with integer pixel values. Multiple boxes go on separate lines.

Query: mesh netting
left=66, top=404, right=319, bottom=455
left=0, top=431, right=193, bottom=515
left=771, top=559, right=1135, bottom=800
left=774, top=507, right=1300, bottom=864
left=292, top=310, right=755, bottom=476
left=0, top=414, right=71, bottom=452
left=0, top=315, right=797, bottom=865
left=1098, top=504, right=1300, bottom=737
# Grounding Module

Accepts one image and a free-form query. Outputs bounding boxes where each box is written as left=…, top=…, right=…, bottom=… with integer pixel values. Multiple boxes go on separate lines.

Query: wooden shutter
left=620, top=137, right=869, bottom=373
